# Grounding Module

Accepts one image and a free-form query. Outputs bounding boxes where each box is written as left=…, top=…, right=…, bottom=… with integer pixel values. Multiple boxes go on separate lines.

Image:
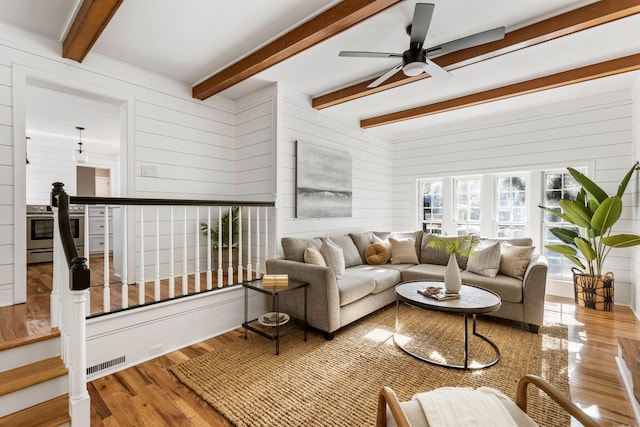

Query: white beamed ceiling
left=0, top=0, right=638, bottom=135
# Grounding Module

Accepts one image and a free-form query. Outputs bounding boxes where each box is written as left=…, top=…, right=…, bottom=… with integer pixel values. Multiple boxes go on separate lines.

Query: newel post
left=52, top=182, right=91, bottom=426
left=69, top=257, right=91, bottom=426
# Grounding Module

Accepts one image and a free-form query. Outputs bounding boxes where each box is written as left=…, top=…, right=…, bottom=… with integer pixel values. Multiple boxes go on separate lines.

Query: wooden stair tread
left=0, top=328, right=60, bottom=352
left=0, top=394, right=69, bottom=426
left=0, top=357, right=67, bottom=396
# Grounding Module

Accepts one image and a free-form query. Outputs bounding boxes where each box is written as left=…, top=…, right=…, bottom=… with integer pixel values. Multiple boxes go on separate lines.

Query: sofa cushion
left=421, top=234, right=476, bottom=269
left=349, top=232, right=374, bottom=262
left=337, top=272, right=375, bottom=306
left=392, top=231, right=423, bottom=258
left=320, top=240, right=346, bottom=279
left=304, top=243, right=326, bottom=266
left=282, top=237, right=322, bottom=262
left=389, top=238, right=419, bottom=265
left=500, top=237, right=533, bottom=247
left=347, top=265, right=401, bottom=294
left=365, top=243, right=389, bottom=265
left=499, top=243, right=534, bottom=280
left=327, top=235, right=362, bottom=268
left=466, top=240, right=501, bottom=278
left=401, top=264, right=448, bottom=282
left=420, top=234, right=450, bottom=266
left=461, top=271, right=523, bottom=303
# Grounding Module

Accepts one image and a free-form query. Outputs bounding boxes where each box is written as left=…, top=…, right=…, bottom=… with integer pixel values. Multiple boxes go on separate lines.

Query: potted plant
left=427, top=235, right=477, bottom=293
left=200, top=207, right=240, bottom=270
left=539, top=162, right=640, bottom=310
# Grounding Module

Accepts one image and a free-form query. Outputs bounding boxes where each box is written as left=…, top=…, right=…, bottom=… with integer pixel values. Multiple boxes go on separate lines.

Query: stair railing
left=51, top=182, right=276, bottom=425
left=51, top=182, right=91, bottom=427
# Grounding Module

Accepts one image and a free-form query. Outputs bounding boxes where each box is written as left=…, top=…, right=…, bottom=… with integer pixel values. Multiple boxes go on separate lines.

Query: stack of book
left=262, top=274, right=289, bottom=287
left=417, top=287, right=460, bottom=301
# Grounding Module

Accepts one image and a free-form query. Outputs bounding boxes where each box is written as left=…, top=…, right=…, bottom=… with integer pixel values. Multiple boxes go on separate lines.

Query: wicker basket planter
left=572, top=267, right=614, bottom=311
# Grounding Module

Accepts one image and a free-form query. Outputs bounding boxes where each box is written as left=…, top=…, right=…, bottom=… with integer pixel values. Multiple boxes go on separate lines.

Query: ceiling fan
left=339, top=3, right=506, bottom=88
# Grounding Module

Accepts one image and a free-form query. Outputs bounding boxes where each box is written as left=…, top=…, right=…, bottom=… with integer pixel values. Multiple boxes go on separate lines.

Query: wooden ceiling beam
left=62, top=0, right=124, bottom=62
left=313, top=0, right=640, bottom=109
left=192, top=0, right=404, bottom=100
left=360, top=53, right=640, bottom=128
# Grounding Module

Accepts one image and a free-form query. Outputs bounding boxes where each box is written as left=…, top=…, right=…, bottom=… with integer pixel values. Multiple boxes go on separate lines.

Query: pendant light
left=72, top=126, right=88, bottom=163
left=25, top=136, right=30, bottom=165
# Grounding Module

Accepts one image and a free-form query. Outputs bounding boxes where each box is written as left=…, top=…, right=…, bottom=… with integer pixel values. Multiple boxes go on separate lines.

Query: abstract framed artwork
left=296, top=141, right=352, bottom=218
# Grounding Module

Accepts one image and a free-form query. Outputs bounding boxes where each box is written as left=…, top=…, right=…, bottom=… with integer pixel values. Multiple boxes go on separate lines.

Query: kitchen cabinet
left=88, top=206, right=113, bottom=255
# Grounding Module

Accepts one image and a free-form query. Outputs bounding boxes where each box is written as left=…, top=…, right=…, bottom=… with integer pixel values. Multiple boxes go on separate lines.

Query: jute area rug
left=169, top=305, right=569, bottom=427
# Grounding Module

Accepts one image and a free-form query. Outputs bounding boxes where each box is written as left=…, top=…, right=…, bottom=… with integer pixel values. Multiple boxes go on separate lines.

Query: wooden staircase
left=0, top=330, right=70, bottom=426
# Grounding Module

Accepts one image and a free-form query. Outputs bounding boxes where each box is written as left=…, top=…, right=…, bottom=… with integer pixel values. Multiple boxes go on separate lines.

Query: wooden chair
left=376, top=374, right=602, bottom=427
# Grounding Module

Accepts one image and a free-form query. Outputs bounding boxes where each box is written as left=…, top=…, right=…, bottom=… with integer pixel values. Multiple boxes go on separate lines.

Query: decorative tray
left=258, top=312, right=290, bottom=326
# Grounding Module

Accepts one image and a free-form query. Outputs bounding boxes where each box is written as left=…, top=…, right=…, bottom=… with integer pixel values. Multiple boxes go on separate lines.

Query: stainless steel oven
left=27, top=204, right=85, bottom=264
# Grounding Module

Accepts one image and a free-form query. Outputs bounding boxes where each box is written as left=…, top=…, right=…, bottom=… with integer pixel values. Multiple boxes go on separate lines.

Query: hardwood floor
left=2, top=263, right=640, bottom=426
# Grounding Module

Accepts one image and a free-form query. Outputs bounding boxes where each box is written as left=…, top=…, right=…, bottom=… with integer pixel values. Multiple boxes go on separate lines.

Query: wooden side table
left=242, top=278, right=308, bottom=355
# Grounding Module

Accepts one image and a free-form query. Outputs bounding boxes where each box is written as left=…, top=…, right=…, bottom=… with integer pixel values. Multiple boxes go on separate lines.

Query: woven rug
left=169, top=305, right=569, bottom=427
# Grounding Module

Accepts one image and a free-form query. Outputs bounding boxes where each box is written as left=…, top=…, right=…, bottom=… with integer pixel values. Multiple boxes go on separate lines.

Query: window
left=542, top=170, right=582, bottom=279
left=419, top=179, right=443, bottom=234
left=455, top=178, right=481, bottom=235
left=496, top=175, right=526, bottom=238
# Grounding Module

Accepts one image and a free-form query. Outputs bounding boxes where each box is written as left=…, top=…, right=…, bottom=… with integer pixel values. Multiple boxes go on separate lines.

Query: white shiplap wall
left=275, top=85, right=394, bottom=255
left=392, top=89, right=635, bottom=305
left=26, top=138, right=120, bottom=204
left=0, top=61, right=12, bottom=303
left=631, top=76, right=640, bottom=315
left=0, top=23, right=237, bottom=306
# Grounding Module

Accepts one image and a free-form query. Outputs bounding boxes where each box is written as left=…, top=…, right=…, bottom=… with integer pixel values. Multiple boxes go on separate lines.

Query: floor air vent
left=87, top=355, right=126, bottom=375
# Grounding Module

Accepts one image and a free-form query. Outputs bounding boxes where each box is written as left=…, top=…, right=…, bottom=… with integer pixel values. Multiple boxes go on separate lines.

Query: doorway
left=18, top=75, right=128, bottom=313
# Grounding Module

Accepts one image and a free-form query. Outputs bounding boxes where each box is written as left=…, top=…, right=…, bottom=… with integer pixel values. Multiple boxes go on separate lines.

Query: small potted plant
left=200, top=207, right=239, bottom=270
left=539, top=162, right=640, bottom=310
left=427, top=235, right=477, bottom=293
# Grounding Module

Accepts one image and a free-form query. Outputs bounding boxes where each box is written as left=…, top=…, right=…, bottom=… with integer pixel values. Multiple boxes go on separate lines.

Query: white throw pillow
left=320, top=239, right=345, bottom=278
left=467, top=240, right=501, bottom=278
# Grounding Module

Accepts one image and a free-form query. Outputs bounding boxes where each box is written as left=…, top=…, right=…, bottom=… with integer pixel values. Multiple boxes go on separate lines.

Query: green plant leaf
left=573, top=237, right=596, bottom=261
left=544, top=244, right=577, bottom=256
left=591, top=196, right=622, bottom=234
left=616, top=162, right=639, bottom=198
left=576, top=188, right=586, bottom=205
left=601, top=233, right=640, bottom=248
left=539, top=205, right=573, bottom=223
left=558, top=199, right=592, bottom=228
left=565, top=255, right=586, bottom=270
left=587, top=198, right=599, bottom=214
left=568, top=167, right=608, bottom=204
left=549, top=227, right=579, bottom=245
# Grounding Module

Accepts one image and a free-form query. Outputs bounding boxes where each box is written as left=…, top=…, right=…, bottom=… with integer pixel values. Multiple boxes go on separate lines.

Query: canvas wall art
left=296, top=141, right=352, bottom=218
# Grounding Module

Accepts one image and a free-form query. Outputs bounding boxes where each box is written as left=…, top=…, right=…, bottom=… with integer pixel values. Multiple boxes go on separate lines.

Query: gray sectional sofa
left=265, top=231, right=548, bottom=339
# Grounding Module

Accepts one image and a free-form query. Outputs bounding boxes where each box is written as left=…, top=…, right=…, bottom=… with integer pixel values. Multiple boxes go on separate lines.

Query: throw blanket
left=413, top=387, right=519, bottom=427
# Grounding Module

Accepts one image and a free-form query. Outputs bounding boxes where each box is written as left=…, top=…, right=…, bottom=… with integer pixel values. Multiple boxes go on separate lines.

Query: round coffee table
left=394, top=280, right=501, bottom=370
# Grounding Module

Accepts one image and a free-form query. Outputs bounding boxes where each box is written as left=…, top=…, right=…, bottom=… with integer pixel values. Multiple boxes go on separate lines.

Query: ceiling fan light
left=403, top=61, right=425, bottom=77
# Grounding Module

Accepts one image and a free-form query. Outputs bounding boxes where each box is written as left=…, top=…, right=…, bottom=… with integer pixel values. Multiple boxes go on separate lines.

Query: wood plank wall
left=391, top=85, right=636, bottom=305
left=632, top=78, right=640, bottom=314
left=0, top=60, right=13, bottom=303
left=274, top=85, right=395, bottom=255
left=0, top=22, right=237, bottom=306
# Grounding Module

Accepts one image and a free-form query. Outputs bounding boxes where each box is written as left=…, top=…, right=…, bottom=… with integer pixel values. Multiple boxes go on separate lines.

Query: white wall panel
left=393, top=89, right=634, bottom=304
left=275, top=85, right=394, bottom=255
left=1, top=26, right=237, bottom=306
left=631, top=75, right=640, bottom=315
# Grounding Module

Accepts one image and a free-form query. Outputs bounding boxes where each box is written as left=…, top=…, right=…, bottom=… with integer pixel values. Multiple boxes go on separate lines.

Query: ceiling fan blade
left=410, top=3, right=435, bottom=48
left=425, top=26, right=506, bottom=58
left=367, top=63, right=403, bottom=88
left=339, top=51, right=403, bottom=58
left=424, top=59, right=452, bottom=80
